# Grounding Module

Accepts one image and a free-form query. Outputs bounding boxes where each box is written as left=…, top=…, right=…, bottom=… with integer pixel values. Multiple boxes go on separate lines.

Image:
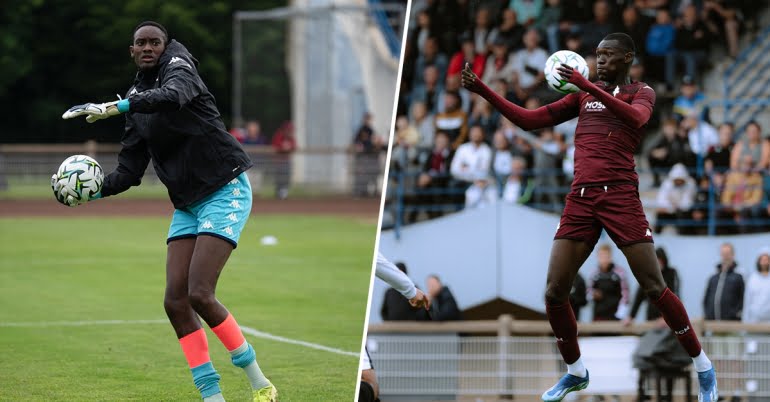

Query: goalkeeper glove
left=62, top=96, right=130, bottom=123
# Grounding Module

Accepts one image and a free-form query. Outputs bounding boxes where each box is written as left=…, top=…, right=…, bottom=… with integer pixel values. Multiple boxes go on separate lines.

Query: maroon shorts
left=554, top=183, right=653, bottom=248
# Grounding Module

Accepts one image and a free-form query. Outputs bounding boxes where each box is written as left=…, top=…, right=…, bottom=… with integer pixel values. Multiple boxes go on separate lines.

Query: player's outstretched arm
left=556, top=65, right=654, bottom=129
left=128, top=56, right=203, bottom=113
left=375, top=252, right=418, bottom=299
left=461, top=63, right=575, bottom=131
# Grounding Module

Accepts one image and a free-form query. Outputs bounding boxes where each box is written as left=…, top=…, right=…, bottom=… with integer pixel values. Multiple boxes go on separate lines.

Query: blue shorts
left=167, top=172, right=252, bottom=248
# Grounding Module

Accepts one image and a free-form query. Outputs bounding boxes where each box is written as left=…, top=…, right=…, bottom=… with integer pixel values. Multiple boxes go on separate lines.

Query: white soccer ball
left=54, top=155, right=104, bottom=204
left=544, top=50, right=590, bottom=94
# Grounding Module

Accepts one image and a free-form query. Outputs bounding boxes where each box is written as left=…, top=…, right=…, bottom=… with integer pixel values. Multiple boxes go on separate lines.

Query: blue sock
left=191, top=361, right=222, bottom=398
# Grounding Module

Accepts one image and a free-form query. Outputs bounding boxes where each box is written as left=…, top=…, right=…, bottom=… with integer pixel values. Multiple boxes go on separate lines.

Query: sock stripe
left=232, top=343, right=256, bottom=368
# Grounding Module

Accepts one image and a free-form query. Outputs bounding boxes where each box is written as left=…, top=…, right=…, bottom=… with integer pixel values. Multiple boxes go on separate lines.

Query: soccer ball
left=53, top=155, right=104, bottom=205
left=544, top=50, right=590, bottom=94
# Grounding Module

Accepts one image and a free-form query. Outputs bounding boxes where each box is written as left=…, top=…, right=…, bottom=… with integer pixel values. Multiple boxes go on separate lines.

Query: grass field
left=0, top=216, right=376, bottom=401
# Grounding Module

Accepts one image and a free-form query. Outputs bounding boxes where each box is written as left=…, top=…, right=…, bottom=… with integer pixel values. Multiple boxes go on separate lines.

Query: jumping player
left=57, top=22, right=276, bottom=402
left=461, top=33, right=718, bottom=401
left=359, top=252, right=431, bottom=402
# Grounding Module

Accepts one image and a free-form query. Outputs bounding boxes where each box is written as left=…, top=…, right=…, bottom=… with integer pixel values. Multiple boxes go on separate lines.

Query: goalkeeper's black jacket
left=101, top=40, right=252, bottom=209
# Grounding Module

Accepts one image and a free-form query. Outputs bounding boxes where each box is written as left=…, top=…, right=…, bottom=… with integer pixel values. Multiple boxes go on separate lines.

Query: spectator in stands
left=447, top=33, right=485, bottom=80
left=229, top=118, right=246, bottom=143
left=743, top=248, right=770, bottom=324
left=629, top=57, right=645, bottom=83
left=410, top=9, right=433, bottom=59
left=730, top=121, right=770, bottom=171
left=435, top=91, right=469, bottom=149
left=410, top=101, right=436, bottom=149
left=588, top=244, right=630, bottom=321
left=705, top=122, right=735, bottom=174
left=490, top=8, right=526, bottom=51
left=511, top=29, right=549, bottom=99
left=465, top=172, right=498, bottom=209
left=413, top=131, right=453, bottom=221
left=413, top=37, right=448, bottom=90
left=392, top=116, right=420, bottom=168
left=438, top=74, right=471, bottom=114
left=242, top=120, right=269, bottom=145
left=411, top=65, right=443, bottom=114
left=673, top=76, right=709, bottom=123
left=426, top=275, right=462, bottom=321
left=633, top=0, right=669, bottom=19
left=450, top=124, right=492, bottom=186
left=649, top=119, right=697, bottom=184
left=722, top=154, right=765, bottom=233
left=513, top=120, right=562, bottom=211
left=502, top=119, right=534, bottom=166
left=581, top=0, right=616, bottom=49
left=570, top=272, right=588, bottom=321
left=471, top=8, right=494, bottom=55
left=621, top=6, right=651, bottom=58
left=655, top=163, right=697, bottom=234
left=468, top=99, right=499, bottom=140
left=702, top=0, right=740, bottom=58
left=691, top=174, right=717, bottom=236
left=381, top=262, right=424, bottom=321
left=491, top=130, right=513, bottom=191
left=351, top=113, right=379, bottom=197
left=645, top=8, right=676, bottom=88
left=564, top=31, right=589, bottom=59
left=683, top=115, right=719, bottom=158
left=502, top=155, right=534, bottom=204
left=535, top=0, right=562, bottom=53
left=482, top=37, right=516, bottom=85
left=623, top=247, right=680, bottom=326
left=703, top=243, right=744, bottom=321
left=510, top=0, right=545, bottom=26
left=271, top=121, right=296, bottom=199
left=672, top=5, right=710, bottom=85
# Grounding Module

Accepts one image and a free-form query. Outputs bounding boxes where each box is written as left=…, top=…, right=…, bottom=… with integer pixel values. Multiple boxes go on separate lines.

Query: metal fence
left=0, top=142, right=386, bottom=197
left=367, top=318, right=770, bottom=400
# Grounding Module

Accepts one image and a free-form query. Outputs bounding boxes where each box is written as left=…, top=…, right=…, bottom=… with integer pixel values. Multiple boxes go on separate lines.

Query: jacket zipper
left=714, top=271, right=726, bottom=319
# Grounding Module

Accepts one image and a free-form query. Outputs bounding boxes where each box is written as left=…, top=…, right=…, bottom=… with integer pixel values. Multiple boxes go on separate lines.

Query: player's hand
left=62, top=97, right=124, bottom=123
left=51, top=174, right=79, bottom=207
left=409, top=289, right=431, bottom=310
left=461, top=63, right=482, bottom=93
left=556, top=64, right=591, bottom=92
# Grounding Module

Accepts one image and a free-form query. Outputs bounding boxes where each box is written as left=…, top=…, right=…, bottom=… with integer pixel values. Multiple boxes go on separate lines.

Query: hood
left=667, top=163, right=690, bottom=181
left=716, top=261, right=738, bottom=273
left=158, top=40, right=199, bottom=67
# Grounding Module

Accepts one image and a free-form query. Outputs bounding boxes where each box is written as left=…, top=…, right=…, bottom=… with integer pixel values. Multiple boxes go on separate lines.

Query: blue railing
left=367, top=0, right=402, bottom=57
left=722, top=25, right=770, bottom=125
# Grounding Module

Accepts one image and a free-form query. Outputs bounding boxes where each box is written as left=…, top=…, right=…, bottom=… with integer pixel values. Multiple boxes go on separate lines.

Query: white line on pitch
left=0, top=319, right=359, bottom=358
left=239, top=325, right=359, bottom=357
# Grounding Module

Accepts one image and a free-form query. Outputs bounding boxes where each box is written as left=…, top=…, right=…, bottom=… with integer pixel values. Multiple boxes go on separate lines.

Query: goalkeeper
left=58, top=21, right=275, bottom=402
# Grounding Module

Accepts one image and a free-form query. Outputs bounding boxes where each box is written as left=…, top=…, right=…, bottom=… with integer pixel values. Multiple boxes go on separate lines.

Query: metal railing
left=367, top=317, right=770, bottom=399
left=0, top=142, right=386, bottom=196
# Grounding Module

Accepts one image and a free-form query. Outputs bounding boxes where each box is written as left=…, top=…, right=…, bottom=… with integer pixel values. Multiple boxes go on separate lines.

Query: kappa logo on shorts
left=201, top=220, right=214, bottom=230
left=227, top=213, right=238, bottom=222
left=230, top=200, right=241, bottom=209
left=229, top=178, right=239, bottom=185
left=645, top=228, right=652, bottom=237
left=223, top=226, right=234, bottom=236
left=556, top=222, right=561, bottom=232
left=232, top=188, right=241, bottom=196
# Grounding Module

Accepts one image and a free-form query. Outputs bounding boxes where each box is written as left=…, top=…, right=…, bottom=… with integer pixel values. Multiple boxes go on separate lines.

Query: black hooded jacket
left=703, top=262, right=744, bottom=321
left=101, top=40, right=252, bottom=208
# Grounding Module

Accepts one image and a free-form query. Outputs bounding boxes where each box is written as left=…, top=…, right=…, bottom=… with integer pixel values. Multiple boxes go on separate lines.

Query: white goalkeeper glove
left=62, top=95, right=129, bottom=123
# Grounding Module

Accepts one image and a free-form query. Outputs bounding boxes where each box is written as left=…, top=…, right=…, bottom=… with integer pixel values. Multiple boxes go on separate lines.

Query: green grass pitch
left=0, top=215, right=376, bottom=401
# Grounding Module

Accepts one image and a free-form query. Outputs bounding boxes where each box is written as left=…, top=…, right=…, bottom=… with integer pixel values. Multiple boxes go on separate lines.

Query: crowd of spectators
left=229, top=119, right=297, bottom=199
left=389, top=0, right=769, bottom=234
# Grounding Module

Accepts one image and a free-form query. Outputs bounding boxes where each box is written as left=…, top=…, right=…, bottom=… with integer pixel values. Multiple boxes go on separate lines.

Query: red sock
left=211, top=313, right=247, bottom=352
left=179, top=328, right=211, bottom=368
left=652, top=287, right=702, bottom=357
left=546, top=301, right=581, bottom=364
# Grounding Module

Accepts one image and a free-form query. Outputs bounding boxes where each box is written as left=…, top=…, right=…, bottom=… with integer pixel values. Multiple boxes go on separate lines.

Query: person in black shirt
left=59, top=21, right=275, bottom=401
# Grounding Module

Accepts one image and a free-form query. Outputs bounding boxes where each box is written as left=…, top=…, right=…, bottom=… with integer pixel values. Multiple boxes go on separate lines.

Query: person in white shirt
left=359, top=253, right=430, bottom=402
left=654, top=163, right=697, bottom=234
left=683, top=115, right=718, bottom=157
left=465, top=173, right=499, bottom=209
left=743, top=248, right=770, bottom=324
left=450, top=125, right=492, bottom=184
left=502, top=156, right=531, bottom=204
left=511, top=29, right=548, bottom=95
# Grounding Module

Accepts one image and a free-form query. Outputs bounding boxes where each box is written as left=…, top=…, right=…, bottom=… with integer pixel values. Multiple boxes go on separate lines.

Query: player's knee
left=644, top=285, right=665, bottom=301
left=544, top=285, right=568, bottom=305
left=358, top=381, right=376, bottom=402
left=163, top=293, right=189, bottom=317
left=360, top=369, right=378, bottom=401
left=188, top=289, right=215, bottom=312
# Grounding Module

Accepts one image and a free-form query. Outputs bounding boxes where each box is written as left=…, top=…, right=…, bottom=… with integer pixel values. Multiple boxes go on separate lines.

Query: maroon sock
left=652, top=287, right=702, bottom=357
left=546, top=301, right=581, bottom=364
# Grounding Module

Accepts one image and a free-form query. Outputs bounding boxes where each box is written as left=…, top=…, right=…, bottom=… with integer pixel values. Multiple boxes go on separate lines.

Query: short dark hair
left=602, top=32, right=635, bottom=54
left=395, top=262, right=408, bottom=274
left=133, top=21, right=169, bottom=43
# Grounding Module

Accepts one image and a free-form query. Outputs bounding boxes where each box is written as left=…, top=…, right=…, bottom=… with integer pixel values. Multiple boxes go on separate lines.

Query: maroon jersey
left=546, top=81, right=656, bottom=187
